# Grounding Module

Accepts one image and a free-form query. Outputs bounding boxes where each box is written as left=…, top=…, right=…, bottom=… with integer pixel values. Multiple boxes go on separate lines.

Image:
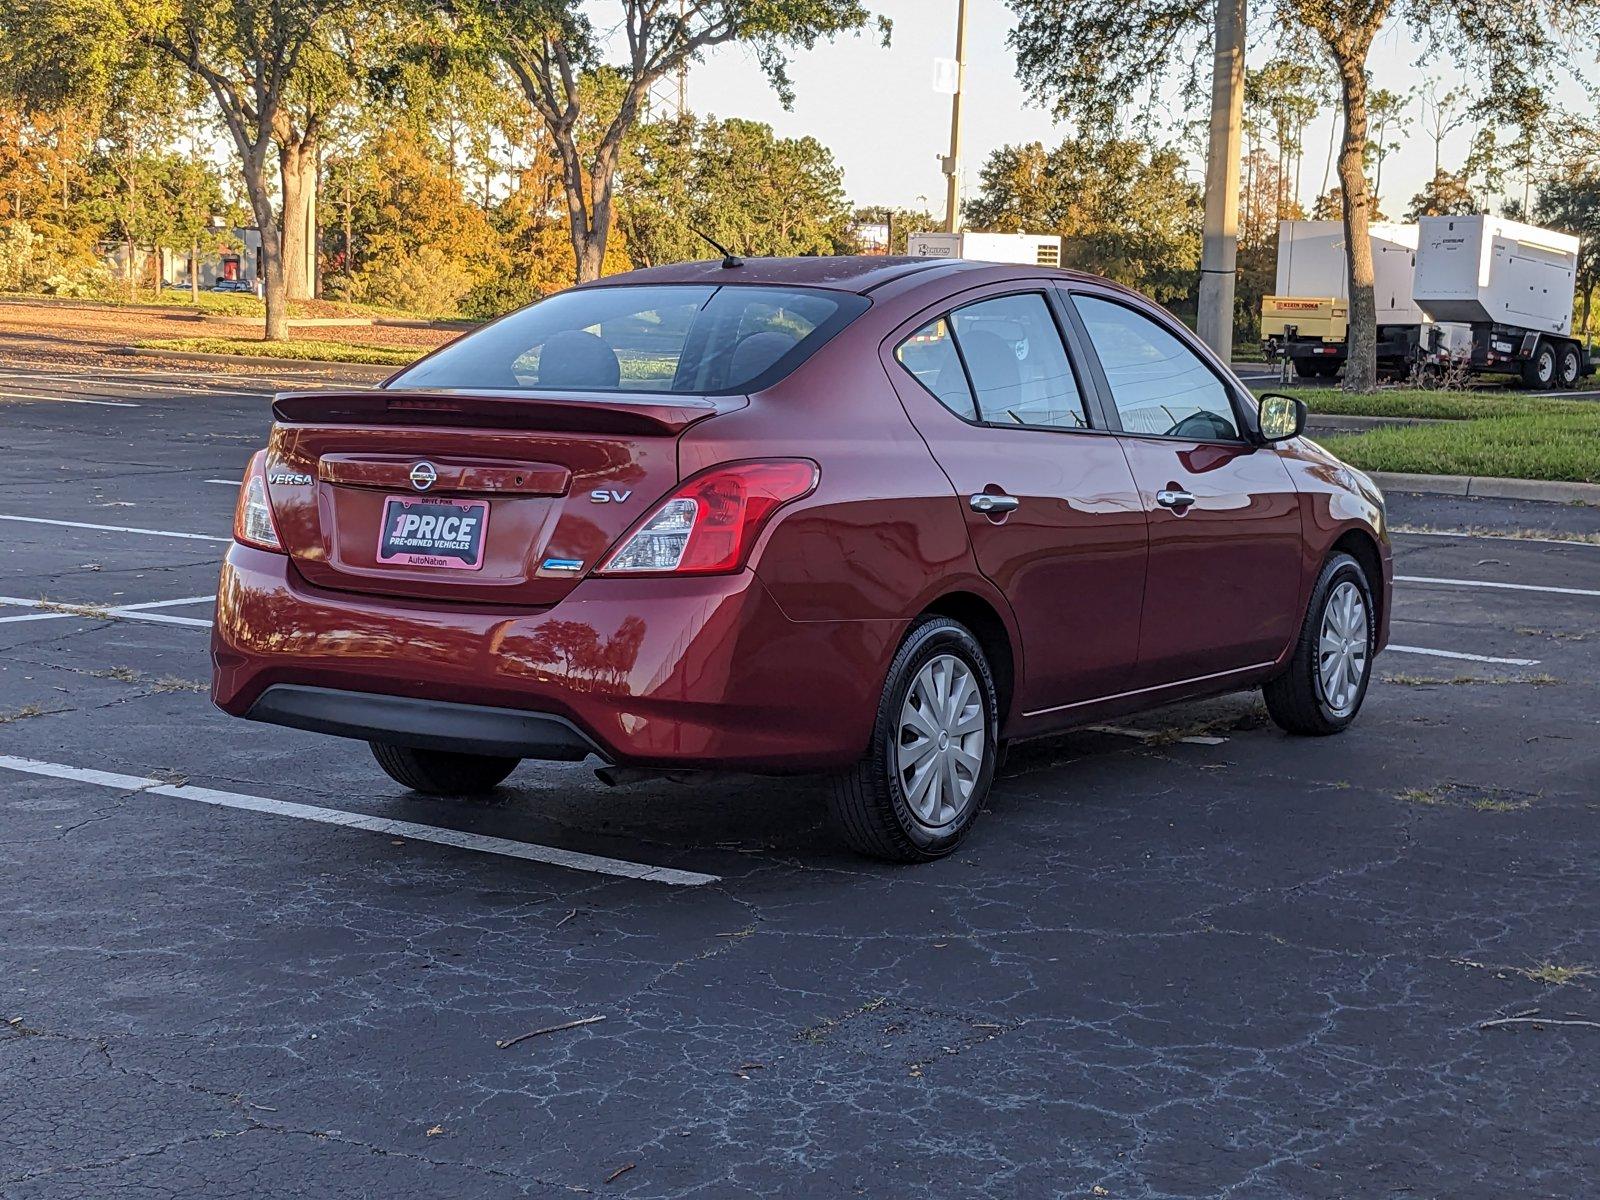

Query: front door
left=885, top=288, right=1148, bottom=714
left=1065, top=290, right=1303, bottom=688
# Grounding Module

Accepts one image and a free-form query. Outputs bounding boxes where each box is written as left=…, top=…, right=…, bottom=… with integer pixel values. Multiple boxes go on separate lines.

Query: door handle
left=1155, top=489, right=1196, bottom=509
left=970, top=492, right=1020, bottom=514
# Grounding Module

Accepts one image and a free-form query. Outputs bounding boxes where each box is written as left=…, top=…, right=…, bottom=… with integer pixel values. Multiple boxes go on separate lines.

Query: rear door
left=885, top=286, right=1148, bottom=714
left=1062, top=288, right=1303, bottom=688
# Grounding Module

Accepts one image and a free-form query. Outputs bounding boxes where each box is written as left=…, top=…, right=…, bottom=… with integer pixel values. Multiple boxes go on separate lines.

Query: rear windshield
left=388, top=284, right=867, bottom=395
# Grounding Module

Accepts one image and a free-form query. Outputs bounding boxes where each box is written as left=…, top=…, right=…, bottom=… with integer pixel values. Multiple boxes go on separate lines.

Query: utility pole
left=941, top=0, right=969, bottom=234
left=1196, top=0, right=1245, bottom=360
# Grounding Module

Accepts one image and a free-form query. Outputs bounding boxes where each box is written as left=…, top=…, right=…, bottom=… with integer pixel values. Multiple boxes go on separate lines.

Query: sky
left=654, top=0, right=1567, bottom=222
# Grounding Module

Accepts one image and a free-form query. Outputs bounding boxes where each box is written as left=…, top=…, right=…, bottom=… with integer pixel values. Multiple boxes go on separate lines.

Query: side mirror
left=1258, top=393, right=1307, bottom=442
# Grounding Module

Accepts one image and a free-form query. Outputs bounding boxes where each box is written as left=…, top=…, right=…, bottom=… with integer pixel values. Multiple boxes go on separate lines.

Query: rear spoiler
left=271, top=390, right=723, bottom=437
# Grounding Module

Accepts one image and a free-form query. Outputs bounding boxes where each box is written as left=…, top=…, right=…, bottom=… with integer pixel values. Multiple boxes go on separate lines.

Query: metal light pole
left=1196, top=0, right=1245, bottom=360
left=941, top=0, right=970, bottom=234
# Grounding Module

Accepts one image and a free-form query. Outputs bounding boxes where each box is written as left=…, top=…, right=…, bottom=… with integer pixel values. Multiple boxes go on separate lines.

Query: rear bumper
left=244, top=685, right=601, bottom=760
left=211, top=545, right=898, bottom=772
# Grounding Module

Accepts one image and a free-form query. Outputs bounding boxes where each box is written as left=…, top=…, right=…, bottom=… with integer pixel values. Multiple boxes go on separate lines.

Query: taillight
left=597, top=459, right=818, bottom=576
left=234, top=450, right=283, bottom=552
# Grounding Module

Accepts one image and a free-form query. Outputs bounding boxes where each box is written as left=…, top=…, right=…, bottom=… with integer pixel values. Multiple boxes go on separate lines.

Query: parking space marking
left=0, top=755, right=720, bottom=886
left=0, top=514, right=229, bottom=542
left=1087, top=724, right=1228, bottom=746
left=1397, top=574, right=1600, bottom=599
left=0, top=594, right=215, bottom=628
left=205, top=479, right=242, bottom=486
left=0, top=389, right=139, bottom=407
left=1388, top=644, right=1541, bottom=666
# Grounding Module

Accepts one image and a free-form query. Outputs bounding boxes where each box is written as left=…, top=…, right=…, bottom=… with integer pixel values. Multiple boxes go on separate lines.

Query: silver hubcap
left=1317, top=580, right=1370, bottom=716
left=896, top=654, right=986, bottom=829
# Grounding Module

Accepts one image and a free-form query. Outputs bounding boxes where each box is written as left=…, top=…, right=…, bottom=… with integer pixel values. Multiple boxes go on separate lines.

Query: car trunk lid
left=263, top=389, right=735, bottom=607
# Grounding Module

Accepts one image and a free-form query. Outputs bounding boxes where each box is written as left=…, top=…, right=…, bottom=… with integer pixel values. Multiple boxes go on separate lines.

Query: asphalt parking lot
left=2, top=362, right=1598, bottom=1199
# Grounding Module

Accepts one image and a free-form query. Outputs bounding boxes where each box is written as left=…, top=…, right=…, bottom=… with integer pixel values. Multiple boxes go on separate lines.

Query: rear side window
left=895, top=292, right=1088, bottom=430
left=895, top=318, right=977, bottom=420
left=389, top=284, right=866, bottom=395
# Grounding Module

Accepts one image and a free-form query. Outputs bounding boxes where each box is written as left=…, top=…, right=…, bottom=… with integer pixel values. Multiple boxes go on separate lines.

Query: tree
left=965, top=135, right=1201, bottom=302
left=1365, top=86, right=1410, bottom=210
left=1404, top=168, right=1478, bottom=220
left=444, top=0, right=887, bottom=282
left=1536, top=167, right=1600, bottom=339
left=1004, top=0, right=1599, bottom=391
left=618, top=114, right=854, bottom=268
left=1245, top=54, right=1324, bottom=221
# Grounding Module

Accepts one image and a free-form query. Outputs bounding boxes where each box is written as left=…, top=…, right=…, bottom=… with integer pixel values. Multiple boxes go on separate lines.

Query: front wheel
left=1263, top=552, right=1375, bottom=736
left=829, top=617, right=999, bottom=862
left=370, top=742, right=520, bottom=795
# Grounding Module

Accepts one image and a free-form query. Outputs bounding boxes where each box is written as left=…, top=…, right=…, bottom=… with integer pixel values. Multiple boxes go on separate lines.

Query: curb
left=116, top=346, right=401, bottom=380
left=1370, top=471, right=1600, bottom=506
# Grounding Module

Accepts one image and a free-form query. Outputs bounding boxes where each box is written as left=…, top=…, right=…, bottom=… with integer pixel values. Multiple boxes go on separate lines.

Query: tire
left=369, top=741, right=519, bottom=795
left=829, top=616, right=999, bottom=863
left=1522, top=340, right=1557, bottom=389
left=1557, top=342, right=1582, bottom=389
left=1263, top=552, right=1376, bottom=737
left=1292, top=359, right=1322, bottom=380
left=1313, top=360, right=1341, bottom=378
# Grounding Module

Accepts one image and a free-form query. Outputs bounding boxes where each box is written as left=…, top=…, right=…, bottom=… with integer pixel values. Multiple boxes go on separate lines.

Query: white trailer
left=1413, top=215, right=1588, bottom=388
left=907, top=232, right=1063, bottom=267
left=1273, top=219, right=1427, bottom=324
left=1262, top=220, right=1469, bottom=379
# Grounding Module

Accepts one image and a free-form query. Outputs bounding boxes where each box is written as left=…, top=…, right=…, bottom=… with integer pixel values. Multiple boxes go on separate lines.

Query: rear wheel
left=1263, top=552, right=1375, bottom=736
left=829, top=617, right=998, bottom=863
left=1522, top=340, right=1557, bottom=389
left=1557, top=342, right=1583, bottom=389
left=370, top=742, right=519, bottom=796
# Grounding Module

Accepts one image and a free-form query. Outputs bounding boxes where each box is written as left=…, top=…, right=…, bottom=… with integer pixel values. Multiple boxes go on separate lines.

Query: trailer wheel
left=1522, top=340, right=1557, bottom=389
left=1292, top=359, right=1322, bottom=380
left=1557, top=342, right=1582, bottom=389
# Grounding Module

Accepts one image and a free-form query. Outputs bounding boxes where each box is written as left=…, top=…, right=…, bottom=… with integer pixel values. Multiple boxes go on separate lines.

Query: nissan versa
left=212, top=257, right=1391, bottom=862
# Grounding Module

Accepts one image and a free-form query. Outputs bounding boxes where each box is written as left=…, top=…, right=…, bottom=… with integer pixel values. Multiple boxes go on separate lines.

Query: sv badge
left=589, top=489, right=633, bottom=504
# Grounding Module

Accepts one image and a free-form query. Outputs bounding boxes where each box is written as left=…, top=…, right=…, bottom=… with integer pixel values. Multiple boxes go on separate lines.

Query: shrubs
left=339, top=245, right=481, bottom=316
left=459, top=274, right=544, bottom=320
left=0, top=219, right=115, bottom=297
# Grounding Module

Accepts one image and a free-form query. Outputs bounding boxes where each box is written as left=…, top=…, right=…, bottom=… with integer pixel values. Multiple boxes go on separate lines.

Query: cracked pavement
left=1, top=359, right=1598, bottom=1198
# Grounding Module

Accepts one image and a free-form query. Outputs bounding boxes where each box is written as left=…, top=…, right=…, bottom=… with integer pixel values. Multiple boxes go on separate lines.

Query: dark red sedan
left=213, top=257, right=1390, bottom=861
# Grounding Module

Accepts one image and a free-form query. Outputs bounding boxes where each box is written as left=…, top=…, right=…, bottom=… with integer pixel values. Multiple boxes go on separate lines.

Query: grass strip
left=136, top=336, right=420, bottom=367
left=1322, top=410, right=1600, bottom=484
left=1256, top=386, right=1589, bottom=420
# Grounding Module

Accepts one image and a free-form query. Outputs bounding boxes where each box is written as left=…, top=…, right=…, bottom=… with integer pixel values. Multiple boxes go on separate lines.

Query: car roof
left=577, top=255, right=1118, bottom=297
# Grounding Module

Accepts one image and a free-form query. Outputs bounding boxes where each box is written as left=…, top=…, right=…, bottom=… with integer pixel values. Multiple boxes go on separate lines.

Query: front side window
left=388, top=284, right=864, bottom=395
left=1073, top=295, right=1239, bottom=440
left=895, top=292, right=1088, bottom=430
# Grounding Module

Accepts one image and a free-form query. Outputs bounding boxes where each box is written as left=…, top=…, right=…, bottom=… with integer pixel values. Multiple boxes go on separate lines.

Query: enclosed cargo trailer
left=1413, top=215, right=1590, bottom=387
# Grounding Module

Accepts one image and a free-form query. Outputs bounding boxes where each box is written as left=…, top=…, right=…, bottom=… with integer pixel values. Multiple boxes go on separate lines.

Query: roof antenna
left=690, top=225, right=743, bottom=269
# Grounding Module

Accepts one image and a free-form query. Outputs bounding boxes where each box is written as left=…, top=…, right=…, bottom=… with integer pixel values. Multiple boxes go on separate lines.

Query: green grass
left=1256, top=386, right=1589, bottom=420
left=1323, top=410, right=1600, bottom=483
left=3, top=287, right=264, bottom=315
left=136, top=336, right=421, bottom=367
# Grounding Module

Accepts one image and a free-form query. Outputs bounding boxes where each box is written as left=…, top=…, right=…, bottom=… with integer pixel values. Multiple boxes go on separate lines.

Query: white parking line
left=0, top=514, right=229, bottom=542
left=1087, top=725, right=1228, bottom=746
left=0, top=755, right=720, bottom=886
left=204, top=479, right=242, bottom=486
left=0, top=594, right=215, bottom=628
left=1397, top=574, right=1600, bottom=599
left=0, top=390, right=139, bottom=407
left=1387, top=644, right=1541, bottom=666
